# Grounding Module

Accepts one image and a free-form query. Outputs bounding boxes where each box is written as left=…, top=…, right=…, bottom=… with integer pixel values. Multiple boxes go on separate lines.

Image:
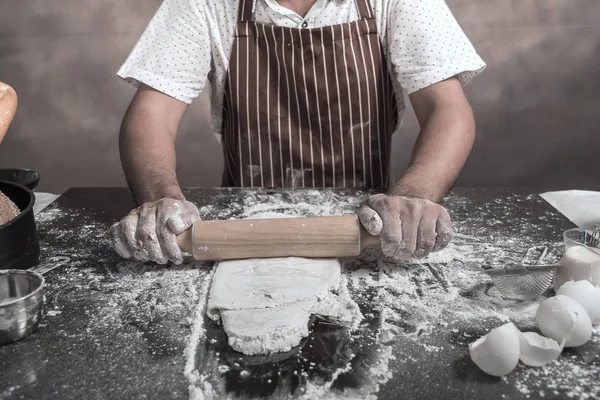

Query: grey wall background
left=0, top=0, right=598, bottom=194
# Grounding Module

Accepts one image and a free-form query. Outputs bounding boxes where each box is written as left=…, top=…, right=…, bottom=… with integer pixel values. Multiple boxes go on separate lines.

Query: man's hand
left=110, top=198, right=200, bottom=265
left=358, top=194, right=453, bottom=261
left=355, top=77, right=471, bottom=261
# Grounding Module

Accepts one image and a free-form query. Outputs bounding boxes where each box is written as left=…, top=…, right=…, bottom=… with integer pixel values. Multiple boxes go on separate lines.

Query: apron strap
left=355, top=0, right=375, bottom=19
left=239, top=0, right=254, bottom=23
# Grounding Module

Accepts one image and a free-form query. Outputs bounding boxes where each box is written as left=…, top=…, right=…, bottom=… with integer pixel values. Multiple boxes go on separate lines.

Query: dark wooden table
left=1, top=187, right=598, bottom=400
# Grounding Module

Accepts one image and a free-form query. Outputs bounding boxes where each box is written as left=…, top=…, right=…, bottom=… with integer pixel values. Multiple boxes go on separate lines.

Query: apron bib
left=221, top=0, right=398, bottom=188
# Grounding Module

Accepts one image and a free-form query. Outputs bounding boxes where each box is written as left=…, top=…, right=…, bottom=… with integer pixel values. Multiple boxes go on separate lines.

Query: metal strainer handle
left=485, top=263, right=558, bottom=277
left=32, top=256, right=71, bottom=275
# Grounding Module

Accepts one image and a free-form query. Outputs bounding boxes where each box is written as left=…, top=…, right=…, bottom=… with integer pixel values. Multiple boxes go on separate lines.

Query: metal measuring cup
left=0, top=256, right=70, bottom=344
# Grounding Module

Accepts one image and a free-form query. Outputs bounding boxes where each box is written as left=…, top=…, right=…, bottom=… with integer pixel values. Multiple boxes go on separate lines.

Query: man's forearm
left=120, top=107, right=184, bottom=205
left=390, top=101, right=475, bottom=203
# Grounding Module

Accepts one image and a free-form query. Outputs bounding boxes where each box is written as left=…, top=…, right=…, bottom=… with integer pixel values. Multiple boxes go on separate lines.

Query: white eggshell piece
left=536, top=295, right=593, bottom=347
left=469, top=322, right=521, bottom=377
left=556, top=280, right=600, bottom=322
left=518, top=331, right=564, bottom=367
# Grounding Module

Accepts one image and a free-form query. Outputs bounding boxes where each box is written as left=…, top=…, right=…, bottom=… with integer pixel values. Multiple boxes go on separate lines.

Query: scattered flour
left=33, top=190, right=597, bottom=400
left=179, top=190, right=593, bottom=399
left=185, top=268, right=215, bottom=400
left=513, top=348, right=600, bottom=399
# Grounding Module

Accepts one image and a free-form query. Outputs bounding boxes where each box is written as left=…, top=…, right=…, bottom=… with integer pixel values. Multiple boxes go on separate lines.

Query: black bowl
left=0, top=181, right=40, bottom=270
left=0, top=169, right=40, bottom=191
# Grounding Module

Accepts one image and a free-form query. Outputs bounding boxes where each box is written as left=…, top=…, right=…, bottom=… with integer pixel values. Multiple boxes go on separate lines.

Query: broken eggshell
left=518, top=332, right=564, bottom=367
left=535, top=295, right=592, bottom=347
left=469, top=322, right=521, bottom=377
left=556, top=280, right=600, bottom=323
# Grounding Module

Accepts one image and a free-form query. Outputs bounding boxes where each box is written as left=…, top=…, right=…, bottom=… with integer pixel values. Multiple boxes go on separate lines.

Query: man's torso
left=201, top=0, right=405, bottom=137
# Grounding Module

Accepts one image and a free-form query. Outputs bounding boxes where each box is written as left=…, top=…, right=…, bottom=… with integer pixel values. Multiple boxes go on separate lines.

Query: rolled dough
left=207, top=257, right=361, bottom=355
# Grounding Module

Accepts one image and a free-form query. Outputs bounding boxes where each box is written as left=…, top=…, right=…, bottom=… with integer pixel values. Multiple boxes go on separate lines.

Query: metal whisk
left=485, top=246, right=557, bottom=301
left=587, top=225, right=600, bottom=249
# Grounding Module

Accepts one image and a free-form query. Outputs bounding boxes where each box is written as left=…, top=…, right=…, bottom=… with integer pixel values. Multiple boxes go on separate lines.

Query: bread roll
left=0, top=82, right=18, bottom=144
left=0, top=190, right=20, bottom=226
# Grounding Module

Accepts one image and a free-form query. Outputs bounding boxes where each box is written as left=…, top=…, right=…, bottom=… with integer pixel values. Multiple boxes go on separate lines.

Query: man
left=110, top=0, right=485, bottom=264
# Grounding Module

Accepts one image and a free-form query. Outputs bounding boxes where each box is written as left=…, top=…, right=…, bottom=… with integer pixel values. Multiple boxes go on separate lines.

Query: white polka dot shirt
left=117, top=0, right=486, bottom=138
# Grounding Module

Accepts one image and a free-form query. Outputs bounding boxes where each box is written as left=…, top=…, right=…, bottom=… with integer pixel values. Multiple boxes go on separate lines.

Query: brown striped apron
left=222, top=0, right=398, bottom=188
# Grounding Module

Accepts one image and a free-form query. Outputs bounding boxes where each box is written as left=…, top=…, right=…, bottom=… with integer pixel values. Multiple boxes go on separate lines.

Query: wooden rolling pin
left=176, top=215, right=380, bottom=261
left=0, top=82, right=17, bottom=144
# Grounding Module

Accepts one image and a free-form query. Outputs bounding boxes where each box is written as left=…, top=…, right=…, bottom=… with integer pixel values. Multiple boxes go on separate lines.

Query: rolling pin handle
left=176, top=227, right=193, bottom=254
left=359, top=225, right=381, bottom=251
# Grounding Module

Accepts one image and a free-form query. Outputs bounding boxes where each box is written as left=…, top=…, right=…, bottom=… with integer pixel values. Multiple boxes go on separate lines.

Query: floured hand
left=358, top=194, right=453, bottom=261
left=110, top=198, right=200, bottom=264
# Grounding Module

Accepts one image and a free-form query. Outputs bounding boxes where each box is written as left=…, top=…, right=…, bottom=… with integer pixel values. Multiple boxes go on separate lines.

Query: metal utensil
left=486, top=263, right=558, bottom=300
left=0, top=256, right=70, bottom=344
left=587, top=225, right=600, bottom=249
left=485, top=246, right=555, bottom=300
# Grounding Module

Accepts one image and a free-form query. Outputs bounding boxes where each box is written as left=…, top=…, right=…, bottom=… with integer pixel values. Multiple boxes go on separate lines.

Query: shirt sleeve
left=387, top=0, right=486, bottom=94
left=117, top=0, right=212, bottom=104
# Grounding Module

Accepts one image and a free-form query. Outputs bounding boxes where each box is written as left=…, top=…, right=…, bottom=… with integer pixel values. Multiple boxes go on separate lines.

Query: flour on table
left=207, top=257, right=362, bottom=355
